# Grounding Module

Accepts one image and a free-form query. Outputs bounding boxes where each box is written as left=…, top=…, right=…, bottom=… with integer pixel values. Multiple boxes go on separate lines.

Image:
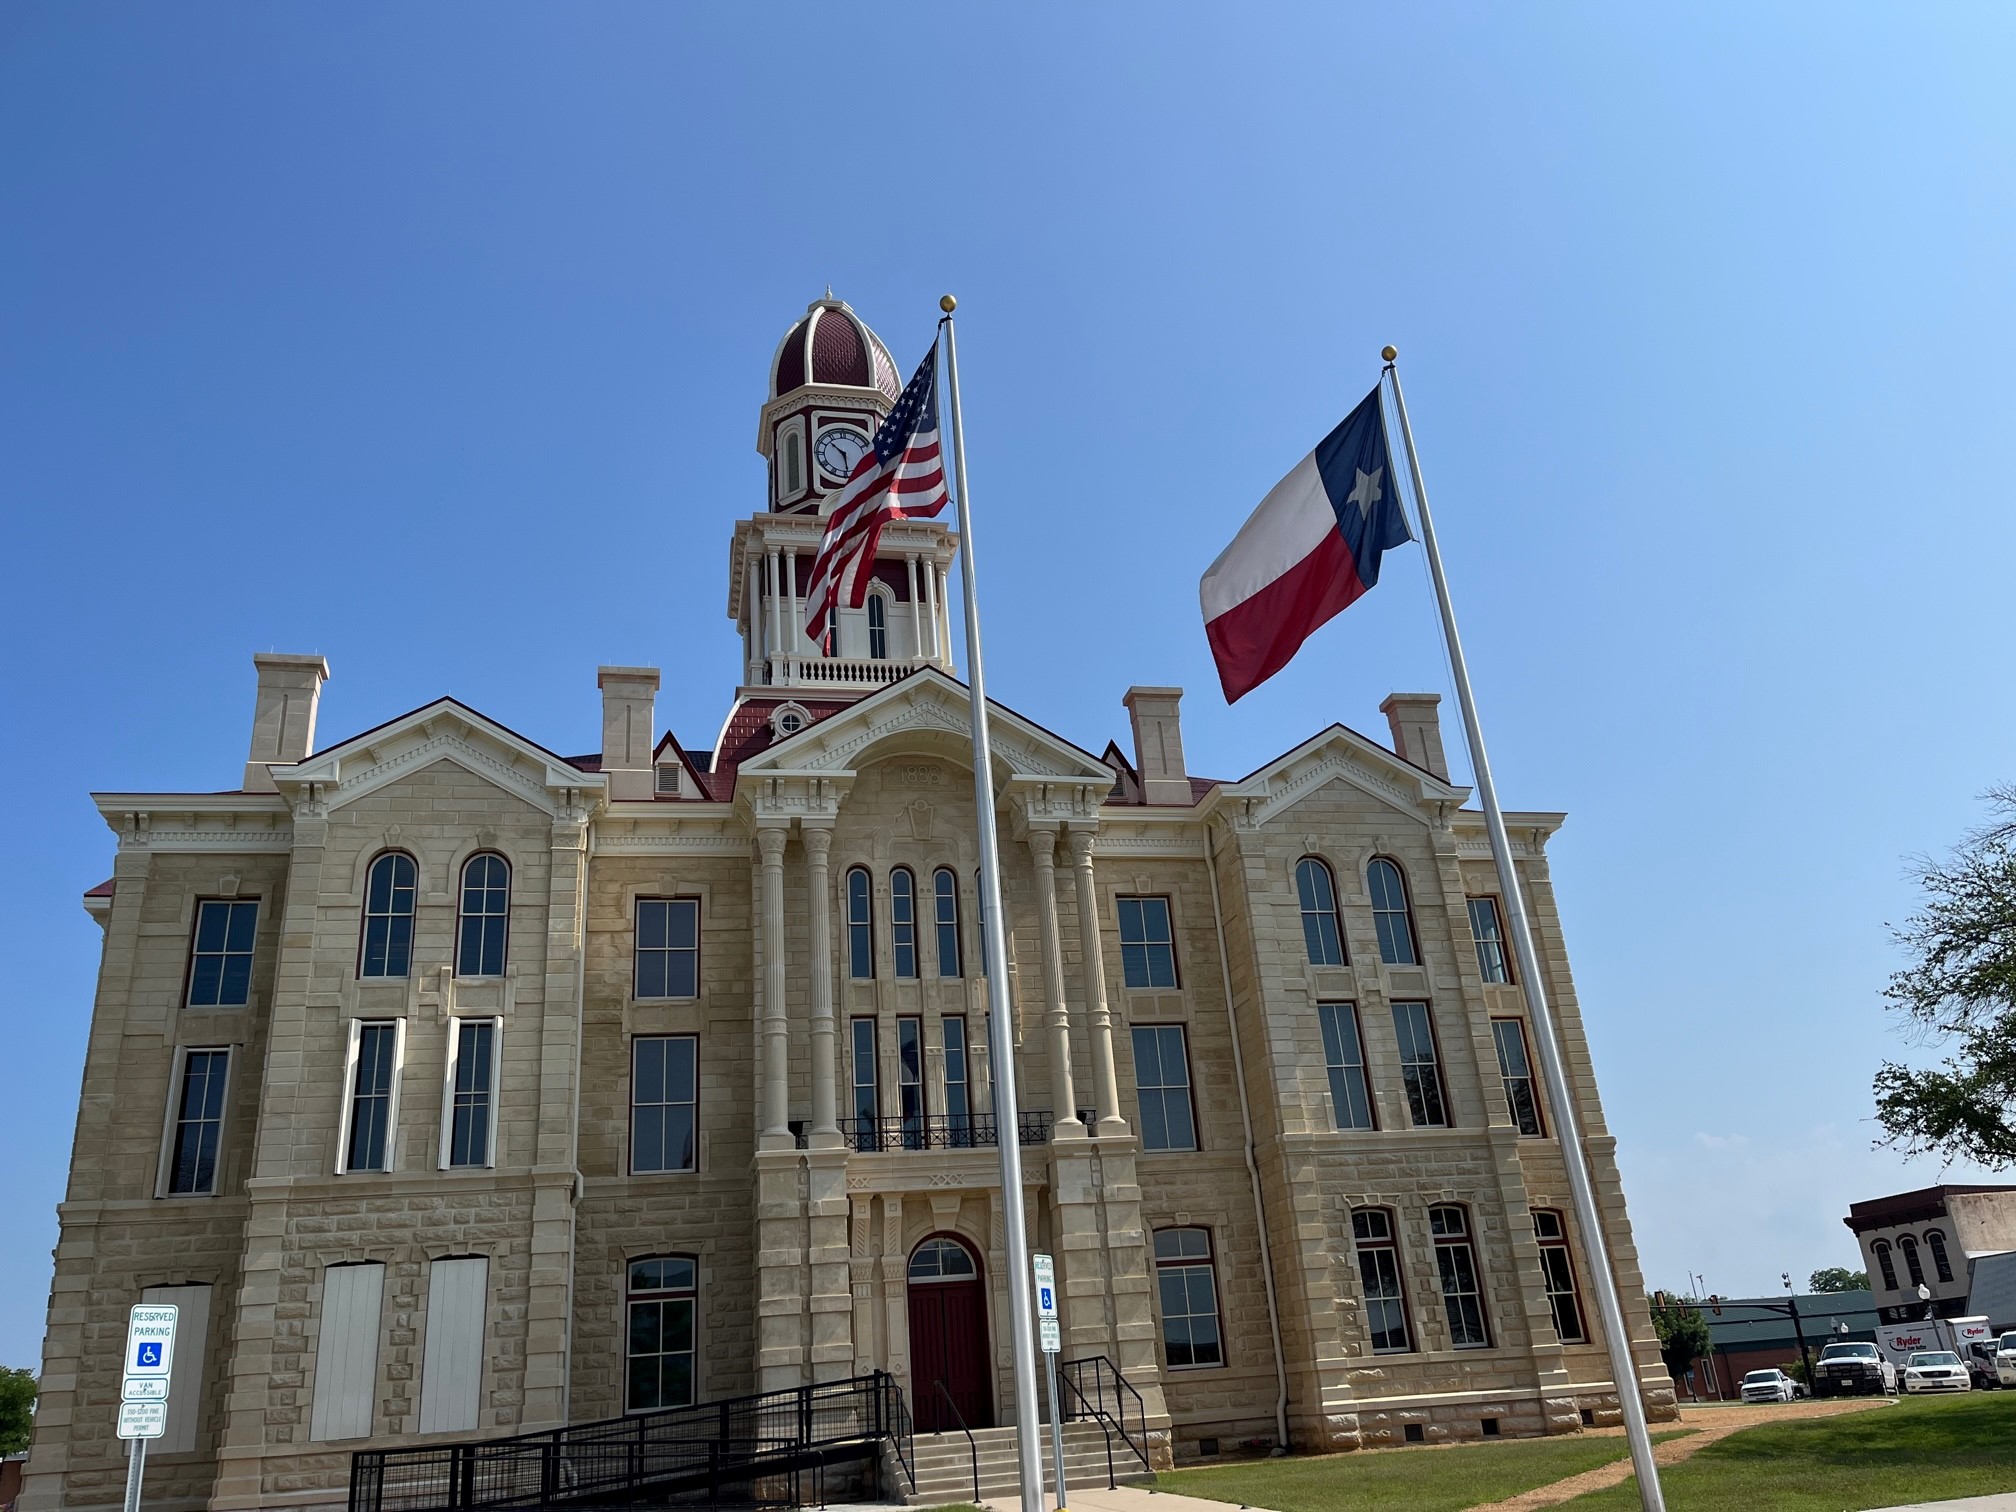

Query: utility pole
left=1781, top=1274, right=1814, bottom=1388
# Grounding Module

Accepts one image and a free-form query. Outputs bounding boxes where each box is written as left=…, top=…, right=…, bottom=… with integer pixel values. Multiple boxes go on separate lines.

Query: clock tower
left=729, top=295, right=959, bottom=697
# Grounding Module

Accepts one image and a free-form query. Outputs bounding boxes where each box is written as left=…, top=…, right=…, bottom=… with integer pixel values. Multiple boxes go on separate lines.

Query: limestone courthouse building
left=29, top=297, right=1673, bottom=1512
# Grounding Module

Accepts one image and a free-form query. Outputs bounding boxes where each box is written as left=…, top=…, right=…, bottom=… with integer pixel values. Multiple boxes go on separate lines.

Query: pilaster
left=1025, top=825, right=1082, bottom=1136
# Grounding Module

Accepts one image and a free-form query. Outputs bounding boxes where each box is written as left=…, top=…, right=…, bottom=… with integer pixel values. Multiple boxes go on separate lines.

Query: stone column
left=757, top=822, right=791, bottom=1148
left=804, top=823, right=840, bottom=1144
left=1067, top=826, right=1126, bottom=1133
left=1027, top=825, right=1082, bottom=1135
left=925, top=560, right=943, bottom=660
left=783, top=547, right=798, bottom=682
left=765, top=548, right=782, bottom=685
left=904, top=553, right=921, bottom=659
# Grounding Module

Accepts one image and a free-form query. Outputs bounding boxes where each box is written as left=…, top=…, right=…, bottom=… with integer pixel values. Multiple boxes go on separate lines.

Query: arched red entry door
left=907, top=1236, right=992, bottom=1432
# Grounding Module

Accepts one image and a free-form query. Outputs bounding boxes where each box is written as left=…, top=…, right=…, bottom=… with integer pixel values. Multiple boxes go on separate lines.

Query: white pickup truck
left=1810, top=1340, right=1896, bottom=1397
left=1995, top=1330, right=2016, bottom=1388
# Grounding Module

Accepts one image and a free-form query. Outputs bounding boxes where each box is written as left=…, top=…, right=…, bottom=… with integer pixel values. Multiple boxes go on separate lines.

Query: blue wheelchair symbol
left=135, top=1342, right=163, bottom=1369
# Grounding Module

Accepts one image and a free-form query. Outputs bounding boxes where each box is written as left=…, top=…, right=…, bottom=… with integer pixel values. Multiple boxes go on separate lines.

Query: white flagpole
left=937, top=294, right=1047, bottom=1512
left=1381, top=351, right=1667, bottom=1512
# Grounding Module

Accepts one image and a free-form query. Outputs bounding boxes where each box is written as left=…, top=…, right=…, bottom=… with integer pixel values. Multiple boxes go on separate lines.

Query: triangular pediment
left=1216, top=722, right=1470, bottom=828
left=735, top=668, right=1112, bottom=786
left=271, top=698, right=603, bottom=816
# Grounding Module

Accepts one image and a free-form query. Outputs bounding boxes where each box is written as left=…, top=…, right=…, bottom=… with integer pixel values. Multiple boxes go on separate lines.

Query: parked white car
left=1901, top=1350, right=1972, bottom=1394
left=1812, top=1341, right=1897, bottom=1396
left=1739, top=1368, right=1799, bottom=1403
left=1994, top=1332, right=2016, bottom=1389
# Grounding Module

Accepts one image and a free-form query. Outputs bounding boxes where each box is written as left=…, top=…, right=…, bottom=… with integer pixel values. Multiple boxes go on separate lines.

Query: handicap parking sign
left=135, top=1342, right=164, bottom=1369
left=123, top=1304, right=178, bottom=1381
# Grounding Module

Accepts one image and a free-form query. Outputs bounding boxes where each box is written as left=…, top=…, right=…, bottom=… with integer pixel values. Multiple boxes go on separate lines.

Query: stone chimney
left=243, top=653, right=330, bottom=792
left=1122, top=686, right=1191, bottom=806
left=599, top=665, right=661, bottom=802
left=1380, top=692, right=1450, bottom=781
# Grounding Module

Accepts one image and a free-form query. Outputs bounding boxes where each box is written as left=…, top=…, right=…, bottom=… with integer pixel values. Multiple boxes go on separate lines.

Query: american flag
left=804, top=345, right=949, bottom=637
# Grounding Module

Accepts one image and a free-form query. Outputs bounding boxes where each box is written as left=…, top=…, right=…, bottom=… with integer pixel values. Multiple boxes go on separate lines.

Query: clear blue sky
left=4, top=4, right=2013, bottom=1367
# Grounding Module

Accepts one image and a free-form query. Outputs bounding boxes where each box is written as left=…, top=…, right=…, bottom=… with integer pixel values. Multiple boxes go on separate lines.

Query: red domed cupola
left=770, top=295, right=901, bottom=402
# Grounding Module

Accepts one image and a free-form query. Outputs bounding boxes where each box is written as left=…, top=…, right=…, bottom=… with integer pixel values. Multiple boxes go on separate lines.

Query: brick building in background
left=26, top=296, right=1674, bottom=1512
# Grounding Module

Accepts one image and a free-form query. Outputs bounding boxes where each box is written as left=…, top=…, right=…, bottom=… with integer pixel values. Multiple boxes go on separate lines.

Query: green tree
left=0, top=1366, right=36, bottom=1456
left=1649, top=1293, right=1713, bottom=1384
left=1809, top=1266, right=1869, bottom=1293
left=1875, top=785, right=2016, bottom=1168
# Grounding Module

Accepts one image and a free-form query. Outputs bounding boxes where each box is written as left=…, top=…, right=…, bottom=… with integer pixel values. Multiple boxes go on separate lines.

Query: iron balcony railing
left=844, top=1111, right=1052, bottom=1152
left=348, top=1370, right=913, bottom=1512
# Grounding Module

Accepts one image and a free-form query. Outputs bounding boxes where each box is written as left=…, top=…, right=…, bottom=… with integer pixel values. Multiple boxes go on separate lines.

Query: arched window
left=1294, top=857, right=1345, bottom=966
left=1926, top=1229, right=1954, bottom=1284
left=360, top=851, right=417, bottom=978
left=1872, top=1239, right=1898, bottom=1291
left=626, top=1255, right=698, bottom=1411
left=1153, top=1228, right=1224, bottom=1368
left=890, top=867, right=918, bottom=978
left=1898, top=1234, right=1926, bottom=1289
left=847, top=867, right=874, bottom=979
left=1429, top=1205, right=1489, bottom=1349
left=457, top=854, right=510, bottom=978
left=783, top=433, right=803, bottom=496
left=934, top=868, right=962, bottom=978
left=867, top=592, right=889, bottom=660
left=908, top=1236, right=979, bottom=1282
left=1367, top=858, right=1419, bottom=966
left=1351, top=1209, right=1412, bottom=1353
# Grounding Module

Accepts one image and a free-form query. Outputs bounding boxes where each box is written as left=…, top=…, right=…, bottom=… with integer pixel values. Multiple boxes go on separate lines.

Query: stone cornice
left=95, top=795, right=294, bottom=852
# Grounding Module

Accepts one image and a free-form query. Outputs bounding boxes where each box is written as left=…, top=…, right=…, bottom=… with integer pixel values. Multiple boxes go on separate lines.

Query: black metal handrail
left=844, top=1111, right=1053, bottom=1152
left=931, top=1379, right=981, bottom=1505
left=1061, top=1356, right=1150, bottom=1477
left=1057, top=1368, right=1117, bottom=1490
left=348, top=1370, right=911, bottom=1512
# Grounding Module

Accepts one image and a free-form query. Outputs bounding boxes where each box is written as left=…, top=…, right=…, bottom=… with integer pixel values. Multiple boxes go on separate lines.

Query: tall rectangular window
left=1316, top=1003, right=1376, bottom=1131
left=1468, top=896, right=1512, bottom=984
left=1533, top=1210, right=1588, bottom=1343
left=187, top=899, right=258, bottom=1007
left=1131, top=1024, right=1197, bottom=1151
left=897, top=1015, right=926, bottom=1148
left=1431, top=1206, right=1490, bottom=1349
left=342, top=1021, right=402, bottom=1174
left=850, top=1018, right=879, bottom=1149
left=942, top=1016, right=972, bottom=1142
left=1117, top=896, right=1178, bottom=989
left=1492, top=1018, right=1544, bottom=1137
left=1352, top=1209, right=1412, bottom=1353
left=443, top=1019, right=499, bottom=1169
left=847, top=869, right=874, bottom=979
left=891, top=869, right=918, bottom=979
left=166, top=1049, right=230, bottom=1195
left=630, top=1035, right=698, bottom=1174
left=626, top=1257, right=698, bottom=1412
left=1391, top=1001, right=1449, bottom=1128
left=934, top=869, right=962, bottom=978
left=635, top=899, right=699, bottom=999
left=1153, top=1228, right=1224, bottom=1368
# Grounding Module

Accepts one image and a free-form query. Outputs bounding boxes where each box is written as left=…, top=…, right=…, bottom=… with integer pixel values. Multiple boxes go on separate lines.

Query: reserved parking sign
left=124, top=1304, right=178, bottom=1380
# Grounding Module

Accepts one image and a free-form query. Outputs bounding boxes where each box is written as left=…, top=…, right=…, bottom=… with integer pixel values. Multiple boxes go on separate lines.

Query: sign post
left=1032, top=1254, right=1066, bottom=1512
left=119, top=1303, right=177, bottom=1512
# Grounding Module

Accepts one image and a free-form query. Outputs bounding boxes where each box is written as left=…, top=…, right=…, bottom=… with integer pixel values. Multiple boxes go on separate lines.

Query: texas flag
left=1199, top=385, right=1414, bottom=702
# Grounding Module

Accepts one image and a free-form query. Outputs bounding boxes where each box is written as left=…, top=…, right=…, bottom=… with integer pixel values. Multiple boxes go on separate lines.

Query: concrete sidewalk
left=1867, top=1498, right=2016, bottom=1511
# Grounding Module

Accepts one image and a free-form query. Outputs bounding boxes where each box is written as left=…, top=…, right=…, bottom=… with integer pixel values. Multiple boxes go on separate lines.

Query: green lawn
left=1154, top=1431, right=1693, bottom=1512
left=1563, top=1394, right=2016, bottom=1510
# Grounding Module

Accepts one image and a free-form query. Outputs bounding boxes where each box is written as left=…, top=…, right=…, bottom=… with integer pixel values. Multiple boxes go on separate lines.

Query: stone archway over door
left=907, top=1236, right=992, bottom=1432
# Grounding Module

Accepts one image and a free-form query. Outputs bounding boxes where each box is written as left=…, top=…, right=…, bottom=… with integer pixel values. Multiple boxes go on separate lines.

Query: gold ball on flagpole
left=1381, top=345, right=1398, bottom=362
left=940, top=294, right=958, bottom=313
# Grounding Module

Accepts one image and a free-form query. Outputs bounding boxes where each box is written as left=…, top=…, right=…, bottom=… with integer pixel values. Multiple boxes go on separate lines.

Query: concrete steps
left=906, top=1422, right=1146, bottom=1505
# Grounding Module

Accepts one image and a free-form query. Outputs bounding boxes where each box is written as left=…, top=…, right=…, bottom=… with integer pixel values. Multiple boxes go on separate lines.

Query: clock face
left=814, top=426, right=871, bottom=480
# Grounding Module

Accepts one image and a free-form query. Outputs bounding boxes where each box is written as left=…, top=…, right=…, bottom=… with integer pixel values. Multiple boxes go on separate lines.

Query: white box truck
left=1878, top=1317, right=1997, bottom=1389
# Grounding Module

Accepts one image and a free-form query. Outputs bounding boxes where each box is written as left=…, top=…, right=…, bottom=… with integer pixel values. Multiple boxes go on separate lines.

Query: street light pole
left=1781, top=1274, right=1814, bottom=1390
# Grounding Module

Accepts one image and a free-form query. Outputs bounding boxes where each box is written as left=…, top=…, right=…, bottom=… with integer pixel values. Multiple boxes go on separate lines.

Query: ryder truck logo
left=1888, top=1333, right=1927, bottom=1351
